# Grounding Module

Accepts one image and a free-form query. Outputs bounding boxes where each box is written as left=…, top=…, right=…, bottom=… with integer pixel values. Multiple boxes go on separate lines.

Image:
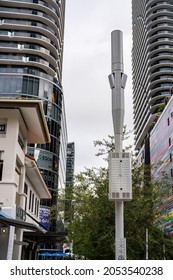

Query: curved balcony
left=0, top=44, right=57, bottom=69
left=0, top=0, right=63, bottom=81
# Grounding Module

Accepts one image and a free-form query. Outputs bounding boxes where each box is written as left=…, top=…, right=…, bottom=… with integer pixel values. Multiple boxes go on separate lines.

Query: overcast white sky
left=62, top=0, right=133, bottom=173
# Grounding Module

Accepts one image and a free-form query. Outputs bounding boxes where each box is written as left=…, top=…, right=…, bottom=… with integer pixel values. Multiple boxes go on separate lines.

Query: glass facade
left=132, top=0, right=173, bottom=149
left=0, top=0, right=67, bottom=233
left=150, top=96, right=173, bottom=234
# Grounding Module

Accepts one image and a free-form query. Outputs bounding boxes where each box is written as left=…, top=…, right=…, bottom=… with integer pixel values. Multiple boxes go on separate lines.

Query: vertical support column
left=108, top=30, right=128, bottom=260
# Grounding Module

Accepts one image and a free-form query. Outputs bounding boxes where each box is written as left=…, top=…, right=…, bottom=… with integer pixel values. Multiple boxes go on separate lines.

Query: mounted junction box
left=109, top=152, right=132, bottom=201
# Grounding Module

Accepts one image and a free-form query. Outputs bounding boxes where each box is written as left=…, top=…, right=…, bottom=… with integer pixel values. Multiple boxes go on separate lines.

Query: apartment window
left=24, top=183, right=28, bottom=195
left=169, top=137, right=171, bottom=146
left=34, top=197, right=37, bottom=216
left=168, top=117, right=170, bottom=126
left=171, top=169, right=173, bottom=177
left=0, top=160, right=3, bottom=181
left=24, top=183, right=28, bottom=211
left=37, top=200, right=39, bottom=217
left=29, top=190, right=32, bottom=211
left=18, top=131, right=25, bottom=150
left=0, top=124, right=6, bottom=134
left=170, top=153, right=172, bottom=162
left=31, top=193, right=34, bottom=212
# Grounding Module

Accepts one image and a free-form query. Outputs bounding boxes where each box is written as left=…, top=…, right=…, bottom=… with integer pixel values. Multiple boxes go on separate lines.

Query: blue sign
left=38, top=252, right=70, bottom=257
left=39, top=207, right=50, bottom=230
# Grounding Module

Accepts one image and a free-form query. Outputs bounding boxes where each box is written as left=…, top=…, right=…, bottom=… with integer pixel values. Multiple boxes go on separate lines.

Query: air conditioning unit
left=109, top=152, right=132, bottom=201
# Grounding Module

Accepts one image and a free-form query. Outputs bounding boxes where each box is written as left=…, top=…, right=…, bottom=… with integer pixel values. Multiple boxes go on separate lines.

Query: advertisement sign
left=39, top=207, right=50, bottom=230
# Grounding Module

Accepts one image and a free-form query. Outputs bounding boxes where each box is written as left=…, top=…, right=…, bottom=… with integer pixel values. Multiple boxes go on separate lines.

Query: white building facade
left=0, top=98, right=51, bottom=260
left=0, top=0, right=68, bottom=235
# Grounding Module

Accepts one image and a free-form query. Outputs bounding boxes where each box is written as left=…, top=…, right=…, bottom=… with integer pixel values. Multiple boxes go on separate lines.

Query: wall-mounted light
left=1, top=227, right=8, bottom=234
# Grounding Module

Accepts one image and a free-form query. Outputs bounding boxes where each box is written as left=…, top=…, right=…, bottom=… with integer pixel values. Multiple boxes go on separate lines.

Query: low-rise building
left=0, top=98, right=51, bottom=260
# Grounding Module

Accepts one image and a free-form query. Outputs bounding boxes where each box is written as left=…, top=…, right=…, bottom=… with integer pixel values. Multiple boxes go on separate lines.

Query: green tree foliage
left=69, top=168, right=115, bottom=260
left=93, top=127, right=133, bottom=160
left=68, top=137, right=173, bottom=259
left=125, top=164, right=173, bottom=259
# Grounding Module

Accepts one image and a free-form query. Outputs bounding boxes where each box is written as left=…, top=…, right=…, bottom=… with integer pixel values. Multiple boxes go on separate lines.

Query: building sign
left=0, top=124, right=6, bottom=133
left=36, top=150, right=53, bottom=171
left=16, top=205, right=26, bottom=221
left=39, top=207, right=50, bottom=230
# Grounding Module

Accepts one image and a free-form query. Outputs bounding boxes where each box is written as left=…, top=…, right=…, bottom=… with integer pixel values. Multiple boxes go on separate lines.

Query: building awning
left=0, top=212, right=46, bottom=233
left=38, top=252, right=70, bottom=257
left=0, top=98, right=50, bottom=144
left=25, top=155, right=51, bottom=199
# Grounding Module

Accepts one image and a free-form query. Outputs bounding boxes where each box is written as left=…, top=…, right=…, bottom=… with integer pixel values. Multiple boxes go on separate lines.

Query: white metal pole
left=108, top=30, right=132, bottom=260
left=110, top=30, right=126, bottom=260
left=116, top=201, right=124, bottom=239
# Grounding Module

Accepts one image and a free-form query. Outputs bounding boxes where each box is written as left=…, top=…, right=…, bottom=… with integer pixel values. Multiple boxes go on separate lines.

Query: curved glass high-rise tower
left=132, top=0, right=173, bottom=150
left=0, top=0, right=67, bottom=232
